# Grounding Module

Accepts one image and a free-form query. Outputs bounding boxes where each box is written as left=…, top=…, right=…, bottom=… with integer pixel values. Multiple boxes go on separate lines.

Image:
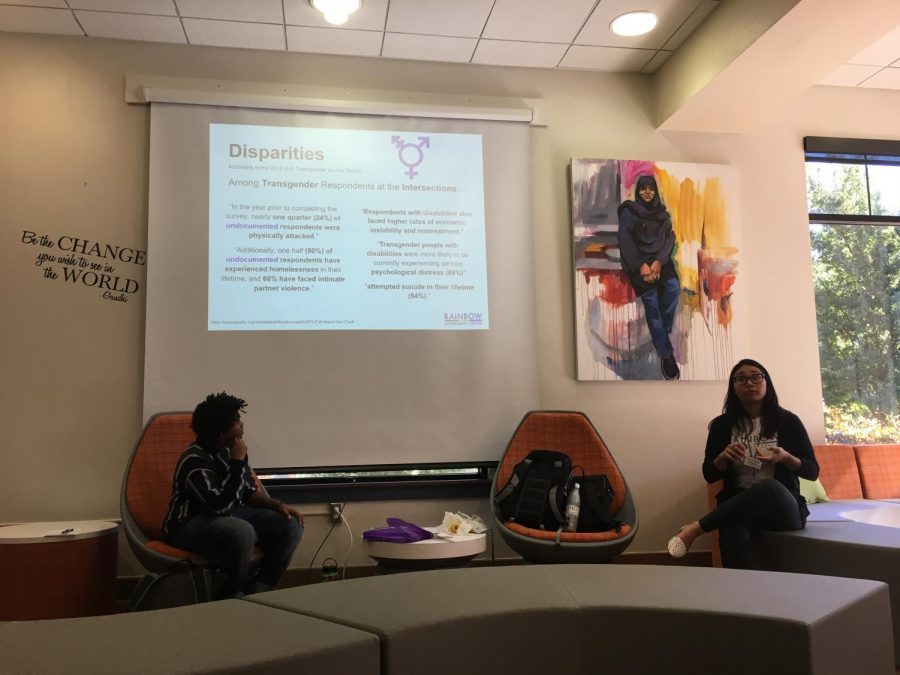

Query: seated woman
left=667, top=358, right=819, bottom=568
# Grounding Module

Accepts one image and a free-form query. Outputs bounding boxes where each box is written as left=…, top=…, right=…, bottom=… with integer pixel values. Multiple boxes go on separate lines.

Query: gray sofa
left=0, top=565, right=894, bottom=675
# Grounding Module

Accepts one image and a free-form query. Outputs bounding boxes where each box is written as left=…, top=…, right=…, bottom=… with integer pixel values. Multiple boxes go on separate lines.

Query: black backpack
left=577, top=474, right=622, bottom=533
left=495, top=449, right=574, bottom=530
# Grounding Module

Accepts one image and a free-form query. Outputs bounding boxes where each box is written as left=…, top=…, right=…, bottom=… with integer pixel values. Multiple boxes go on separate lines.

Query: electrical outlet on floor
left=329, top=502, right=342, bottom=522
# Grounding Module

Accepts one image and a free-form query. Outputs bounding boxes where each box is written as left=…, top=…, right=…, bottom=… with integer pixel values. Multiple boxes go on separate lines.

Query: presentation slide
left=208, top=123, right=488, bottom=331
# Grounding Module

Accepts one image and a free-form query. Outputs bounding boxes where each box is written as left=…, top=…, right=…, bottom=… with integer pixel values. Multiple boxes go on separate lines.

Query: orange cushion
left=814, top=444, right=864, bottom=500
left=146, top=539, right=209, bottom=561
left=126, top=414, right=195, bottom=539
left=505, top=521, right=632, bottom=542
left=496, top=411, right=627, bottom=515
left=854, top=445, right=900, bottom=499
left=146, top=540, right=263, bottom=562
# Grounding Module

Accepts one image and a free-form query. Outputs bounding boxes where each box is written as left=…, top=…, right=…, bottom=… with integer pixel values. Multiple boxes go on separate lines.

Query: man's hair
left=191, top=392, right=247, bottom=446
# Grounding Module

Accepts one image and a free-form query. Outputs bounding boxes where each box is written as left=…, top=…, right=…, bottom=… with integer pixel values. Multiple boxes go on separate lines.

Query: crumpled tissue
left=434, top=511, right=487, bottom=538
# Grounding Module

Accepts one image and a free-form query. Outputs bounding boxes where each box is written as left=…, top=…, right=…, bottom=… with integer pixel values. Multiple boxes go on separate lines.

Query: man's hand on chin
left=230, top=437, right=248, bottom=461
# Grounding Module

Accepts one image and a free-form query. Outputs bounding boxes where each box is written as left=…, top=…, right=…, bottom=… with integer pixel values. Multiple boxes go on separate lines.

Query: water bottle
left=565, top=482, right=581, bottom=532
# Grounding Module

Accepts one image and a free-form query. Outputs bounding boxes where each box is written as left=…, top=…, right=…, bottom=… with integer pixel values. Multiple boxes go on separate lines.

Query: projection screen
left=144, top=101, right=538, bottom=469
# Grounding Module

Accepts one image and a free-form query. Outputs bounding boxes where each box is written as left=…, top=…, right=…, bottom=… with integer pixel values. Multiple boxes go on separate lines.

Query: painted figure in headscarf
left=617, top=174, right=681, bottom=380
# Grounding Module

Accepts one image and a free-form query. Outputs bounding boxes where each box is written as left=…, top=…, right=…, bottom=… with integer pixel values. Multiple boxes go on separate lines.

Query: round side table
left=365, top=533, right=486, bottom=572
left=0, top=521, right=119, bottom=620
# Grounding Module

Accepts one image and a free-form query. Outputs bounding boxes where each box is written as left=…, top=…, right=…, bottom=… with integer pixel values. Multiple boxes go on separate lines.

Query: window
left=805, top=138, right=900, bottom=443
left=256, top=463, right=494, bottom=504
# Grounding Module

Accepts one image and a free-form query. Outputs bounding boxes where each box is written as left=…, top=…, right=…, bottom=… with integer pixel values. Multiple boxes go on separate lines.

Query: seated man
left=162, top=392, right=303, bottom=597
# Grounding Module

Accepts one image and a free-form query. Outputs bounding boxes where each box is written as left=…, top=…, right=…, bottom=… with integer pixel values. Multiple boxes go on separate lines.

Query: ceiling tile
left=284, top=0, right=387, bottom=31
left=286, top=25, right=382, bottom=57
left=0, top=6, right=82, bottom=34
left=661, top=0, right=716, bottom=51
left=0, top=0, right=67, bottom=6
left=69, top=0, right=176, bottom=15
left=642, top=49, right=672, bottom=73
left=472, top=39, right=568, bottom=68
left=577, top=0, right=702, bottom=50
left=857, top=66, right=900, bottom=90
left=175, top=0, right=283, bottom=24
left=387, top=0, right=493, bottom=38
left=559, top=45, right=654, bottom=71
left=482, top=0, right=595, bottom=43
left=183, top=18, right=285, bottom=50
left=75, top=10, right=186, bottom=43
left=0, top=0, right=723, bottom=73
left=818, top=64, right=882, bottom=87
left=382, top=32, right=476, bottom=63
left=847, top=24, right=900, bottom=67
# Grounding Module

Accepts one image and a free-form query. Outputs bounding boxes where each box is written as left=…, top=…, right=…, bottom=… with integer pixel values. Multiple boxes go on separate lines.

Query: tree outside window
left=807, top=162, right=900, bottom=442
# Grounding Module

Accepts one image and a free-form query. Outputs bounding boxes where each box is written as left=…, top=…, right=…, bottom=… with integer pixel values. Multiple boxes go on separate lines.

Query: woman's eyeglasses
left=734, top=373, right=765, bottom=384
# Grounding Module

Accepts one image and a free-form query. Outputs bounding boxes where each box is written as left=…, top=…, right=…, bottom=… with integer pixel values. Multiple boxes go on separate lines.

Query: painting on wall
left=571, top=159, right=741, bottom=381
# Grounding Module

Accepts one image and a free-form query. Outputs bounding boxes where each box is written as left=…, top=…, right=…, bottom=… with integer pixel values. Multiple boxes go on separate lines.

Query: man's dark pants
left=169, top=506, right=303, bottom=596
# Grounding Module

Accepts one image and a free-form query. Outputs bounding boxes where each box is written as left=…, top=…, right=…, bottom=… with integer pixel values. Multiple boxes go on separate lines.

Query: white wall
left=2, top=32, right=899, bottom=572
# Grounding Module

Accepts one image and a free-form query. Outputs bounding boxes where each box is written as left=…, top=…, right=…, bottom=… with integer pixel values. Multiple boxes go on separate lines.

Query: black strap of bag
left=129, top=559, right=218, bottom=612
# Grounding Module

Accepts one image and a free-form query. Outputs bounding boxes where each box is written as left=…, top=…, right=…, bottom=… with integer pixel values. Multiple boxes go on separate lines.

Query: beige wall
left=2, top=32, right=899, bottom=571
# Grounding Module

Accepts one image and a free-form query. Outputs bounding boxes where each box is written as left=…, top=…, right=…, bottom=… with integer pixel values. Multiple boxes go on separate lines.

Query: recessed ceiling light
left=311, top=0, right=361, bottom=26
left=610, top=11, right=658, bottom=37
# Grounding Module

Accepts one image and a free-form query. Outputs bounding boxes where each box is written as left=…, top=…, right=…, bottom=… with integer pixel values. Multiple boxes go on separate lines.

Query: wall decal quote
left=20, top=230, right=146, bottom=304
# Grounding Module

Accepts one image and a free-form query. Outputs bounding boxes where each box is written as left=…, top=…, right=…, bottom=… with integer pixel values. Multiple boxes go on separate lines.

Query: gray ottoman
left=758, top=520, right=900, bottom=666
left=0, top=598, right=379, bottom=674
left=550, top=564, right=893, bottom=675
left=249, top=565, right=583, bottom=675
